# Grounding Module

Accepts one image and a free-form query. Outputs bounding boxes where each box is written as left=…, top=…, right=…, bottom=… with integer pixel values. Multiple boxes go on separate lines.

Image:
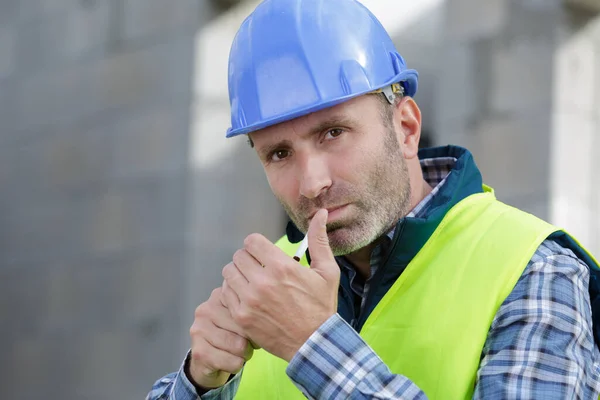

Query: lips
left=308, top=204, right=348, bottom=220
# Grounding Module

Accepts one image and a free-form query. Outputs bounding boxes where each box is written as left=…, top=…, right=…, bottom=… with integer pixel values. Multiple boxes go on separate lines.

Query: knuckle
left=222, top=357, right=244, bottom=374
left=269, top=263, right=290, bottom=281
left=210, top=288, right=221, bottom=299
left=230, top=358, right=245, bottom=373
left=253, top=279, right=272, bottom=298
left=244, top=233, right=261, bottom=248
left=228, top=335, right=248, bottom=355
left=245, top=292, right=261, bottom=309
left=234, top=308, right=253, bottom=329
left=232, top=249, right=244, bottom=265
left=191, top=345, right=207, bottom=363
left=189, top=323, right=200, bottom=338
left=222, top=262, right=234, bottom=279
left=194, top=303, right=206, bottom=319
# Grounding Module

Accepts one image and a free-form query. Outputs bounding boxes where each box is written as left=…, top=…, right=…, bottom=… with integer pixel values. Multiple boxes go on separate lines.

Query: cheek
left=265, top=169, right=298, bottom=205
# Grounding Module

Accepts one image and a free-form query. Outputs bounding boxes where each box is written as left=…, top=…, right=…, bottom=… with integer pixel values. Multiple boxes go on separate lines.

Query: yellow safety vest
left=235, top=188, right=598, bottom=399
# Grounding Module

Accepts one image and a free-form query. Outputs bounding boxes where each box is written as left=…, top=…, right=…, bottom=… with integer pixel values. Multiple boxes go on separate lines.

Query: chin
left=328, top=230, right=373, bottom=256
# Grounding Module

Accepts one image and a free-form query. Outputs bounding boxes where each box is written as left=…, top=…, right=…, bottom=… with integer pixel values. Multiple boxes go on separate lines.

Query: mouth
left=308, top=204, right=349, bottom=221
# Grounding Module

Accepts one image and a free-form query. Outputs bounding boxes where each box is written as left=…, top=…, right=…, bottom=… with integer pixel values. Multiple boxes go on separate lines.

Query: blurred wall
left=1, top=0, right=599, bottom=399
left=0, top=1, right=198, bottom=399
left=434, top=0, right=600, bottom=254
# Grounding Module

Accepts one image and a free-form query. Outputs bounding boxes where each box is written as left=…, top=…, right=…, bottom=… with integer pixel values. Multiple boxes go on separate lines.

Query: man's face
left=250, top=95, right=412, bottom=256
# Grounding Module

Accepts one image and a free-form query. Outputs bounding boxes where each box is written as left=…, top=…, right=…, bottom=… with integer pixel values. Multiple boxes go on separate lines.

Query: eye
left=270, top=149, right=290, bottom=162
left=324, top=128, right=344, bottom=140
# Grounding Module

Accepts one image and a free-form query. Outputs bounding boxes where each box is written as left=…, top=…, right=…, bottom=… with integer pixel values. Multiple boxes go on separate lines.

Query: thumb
left=307, top=209, right=337, bottom=278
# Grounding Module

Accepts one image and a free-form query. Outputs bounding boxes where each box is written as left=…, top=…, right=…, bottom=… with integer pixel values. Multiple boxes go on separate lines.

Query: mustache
left=296, top=187, right=355, bottom=217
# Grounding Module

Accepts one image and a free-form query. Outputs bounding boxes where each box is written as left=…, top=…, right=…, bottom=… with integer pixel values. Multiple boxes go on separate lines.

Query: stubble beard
left=281, top=127, right=412, bottom=256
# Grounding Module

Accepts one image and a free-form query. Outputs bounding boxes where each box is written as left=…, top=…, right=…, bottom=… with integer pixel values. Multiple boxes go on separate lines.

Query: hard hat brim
left=226, top=70, right=418, bottom=138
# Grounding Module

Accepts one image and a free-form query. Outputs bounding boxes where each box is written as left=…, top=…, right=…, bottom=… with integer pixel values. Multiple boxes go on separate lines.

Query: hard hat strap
left=372, top=83, right=405, bottom=105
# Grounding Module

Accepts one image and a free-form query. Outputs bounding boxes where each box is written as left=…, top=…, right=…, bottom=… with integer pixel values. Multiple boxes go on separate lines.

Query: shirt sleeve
left=475, top=239, right=600, bottom=399
left=286, top=240, right=600, bottom=399
left=286, top=314, right=427, bottom=399
left=146, top=352, right=241, bottom=400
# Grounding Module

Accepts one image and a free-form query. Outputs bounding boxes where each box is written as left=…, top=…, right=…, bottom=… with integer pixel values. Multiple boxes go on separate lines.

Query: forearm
left=286, top=314, right=427, bottom=399
left=475, top=240, right=600, bottom=398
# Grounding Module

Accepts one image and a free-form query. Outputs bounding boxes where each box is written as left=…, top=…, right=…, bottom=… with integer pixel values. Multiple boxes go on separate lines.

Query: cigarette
left=293, top=234, right=309, bottom=261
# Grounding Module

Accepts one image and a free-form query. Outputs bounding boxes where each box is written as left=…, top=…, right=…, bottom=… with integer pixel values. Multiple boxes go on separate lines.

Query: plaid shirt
left=147, top=156, right=600, bottom=399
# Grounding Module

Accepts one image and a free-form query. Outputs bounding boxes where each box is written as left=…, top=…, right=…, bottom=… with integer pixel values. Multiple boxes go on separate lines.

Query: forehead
left=249, top=94, right=382, bottom=146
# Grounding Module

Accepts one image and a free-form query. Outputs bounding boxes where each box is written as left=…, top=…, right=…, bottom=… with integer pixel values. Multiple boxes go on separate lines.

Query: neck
left=345, top=173, right=433, bottom=279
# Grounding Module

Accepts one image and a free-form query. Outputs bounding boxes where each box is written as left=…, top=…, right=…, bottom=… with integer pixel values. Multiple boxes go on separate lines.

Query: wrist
left=184, top=352, right=224, bottom=395
left=283, top=312, right=337, bottom=362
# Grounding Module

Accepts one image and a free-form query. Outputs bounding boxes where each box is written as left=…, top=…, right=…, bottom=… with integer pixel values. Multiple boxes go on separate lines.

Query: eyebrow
left=256, top=115, right=357, bottom=159
left=308, top=115, right=356, bottom=137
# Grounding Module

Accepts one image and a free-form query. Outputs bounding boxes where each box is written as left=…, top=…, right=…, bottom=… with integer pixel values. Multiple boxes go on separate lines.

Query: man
left=148, top=0, right=600, bottom=398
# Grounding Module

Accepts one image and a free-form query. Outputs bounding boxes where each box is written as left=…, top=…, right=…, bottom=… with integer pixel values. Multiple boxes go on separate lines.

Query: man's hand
left=221, top=209, right=340, bottom=362
left=188, top=287, right=254, bottom=390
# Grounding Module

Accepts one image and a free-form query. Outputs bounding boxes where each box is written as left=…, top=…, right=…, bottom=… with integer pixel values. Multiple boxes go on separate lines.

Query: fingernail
left=321, top=209, right=328, bottom=227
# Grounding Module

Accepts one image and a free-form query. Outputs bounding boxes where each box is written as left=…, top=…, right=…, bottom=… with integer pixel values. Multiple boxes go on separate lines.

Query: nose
left=298, top=153, right=332, bottom=199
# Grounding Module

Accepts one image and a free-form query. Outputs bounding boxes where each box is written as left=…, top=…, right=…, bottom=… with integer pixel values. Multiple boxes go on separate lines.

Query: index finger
left=243, top=233, right=291, bottom=269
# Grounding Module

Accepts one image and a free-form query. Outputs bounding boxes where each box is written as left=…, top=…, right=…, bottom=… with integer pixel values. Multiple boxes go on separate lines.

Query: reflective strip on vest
left=234, top=190, right=598, bottom=399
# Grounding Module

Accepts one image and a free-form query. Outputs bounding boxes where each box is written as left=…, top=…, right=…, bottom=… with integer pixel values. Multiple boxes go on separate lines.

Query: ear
left=393, top=96, right=422, bottom=160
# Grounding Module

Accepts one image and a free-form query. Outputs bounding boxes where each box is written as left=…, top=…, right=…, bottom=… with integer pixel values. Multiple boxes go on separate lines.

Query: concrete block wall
left=437, top=0, right=600, bottom=254
left=550, top=9, right=600, bottom=253
left=436, top=0, right=563, bottom=219
left=184, top=0, right=287, bottom=323
left=0, top=1, right=198, bottom=399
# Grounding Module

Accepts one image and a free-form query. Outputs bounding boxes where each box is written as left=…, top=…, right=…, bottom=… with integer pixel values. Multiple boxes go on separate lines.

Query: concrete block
left=550, top=112, right=595, bottom=246
left=84, top=177, right=186, bottom=256
left=112, top=108, right=189, bottom=180
left=501, top=194, right=550, bottom=220
left=39, top=252, right=185, bottom=399
left=553, top=30, right=597, bottom=116
left=446, top=0, right=507, bottom=40
left=490, top=38, right=554, bottom=115
left=122, top=0, right=198, bottom=42
left=473, top=115, right=551, bottom=199
left=0, top=197, right=90, bottom=264
left=594, top=40, right=600, bottom=121
left=64, top=0, right=112, bottom=60
left=15, top=11, right=70, bottom=73
left=434, top=43, right=476, bottom=128
left=586, top=13, right=600, bottom=47
left=0, top=0, right=18, bottom=25
left=84, top=189, right=138, bottom=255
left=43, top=259, right=128, bottom=335
left=505, top=0, right=561, bottom=41
left=16, top=1, right=112, bottom=74
left=0, top=123, right=112, bottom=205
left=190, top=98, right=240, bottom=168
left=0, top=25, right=16, bottom=80
left=16, top=37, right=194, bottom=131
left=90, top=37, right=195, bottom=114
left=15, top=62, right=94, bottom=131
left=0, top=268, right=47, bottom=337
left=17, top=0, right=68, bottom=21
left=8, top=338, right=56, bottom=398
left=120, top=245, right=184, bottom=326
left=84, top=188, right=138, bottom=254
left=550, top=112, right=594, bottom=200
left=75, top=331, right=132, bottom=396
left=42, top=125, right=113, bottom=190
left=0, top=81, right=16, bottom=142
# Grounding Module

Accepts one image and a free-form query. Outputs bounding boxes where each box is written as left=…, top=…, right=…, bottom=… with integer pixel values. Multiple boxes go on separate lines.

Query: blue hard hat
left=226, top=0, right=419, bottom=138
